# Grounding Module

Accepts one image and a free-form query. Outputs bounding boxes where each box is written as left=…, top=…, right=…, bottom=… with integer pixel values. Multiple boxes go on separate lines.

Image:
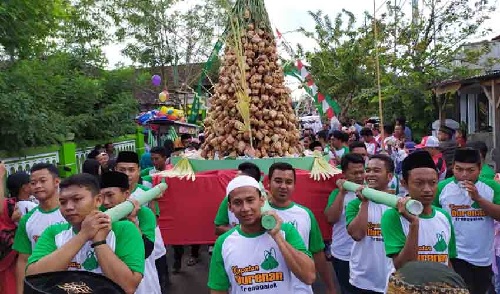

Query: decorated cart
left=151, top=0, right=341, bottom=245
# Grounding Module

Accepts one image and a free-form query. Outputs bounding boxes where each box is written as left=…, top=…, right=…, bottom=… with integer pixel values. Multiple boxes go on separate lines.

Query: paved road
left=166, top=246, right=331, bottom=294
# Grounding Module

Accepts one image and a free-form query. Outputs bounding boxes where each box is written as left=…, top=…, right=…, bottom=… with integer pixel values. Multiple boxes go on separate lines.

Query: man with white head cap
left=208, top=175, right=316, bottom=294
left=266, top=162, right=336, bottom=294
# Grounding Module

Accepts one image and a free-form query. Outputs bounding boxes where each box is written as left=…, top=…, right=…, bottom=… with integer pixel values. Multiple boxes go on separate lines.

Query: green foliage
left=0, top=0, right=69, bottom=59
left=299, top=0, right=496, bottom=134
left=111, top=0, right=227, bottom=88
left=0, top=53, right=138, bottom=151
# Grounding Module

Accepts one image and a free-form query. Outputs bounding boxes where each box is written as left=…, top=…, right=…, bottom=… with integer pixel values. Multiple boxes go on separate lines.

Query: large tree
left=0, top=0, right=68, bottom=60
left=111, top=0, right=227, bottom=91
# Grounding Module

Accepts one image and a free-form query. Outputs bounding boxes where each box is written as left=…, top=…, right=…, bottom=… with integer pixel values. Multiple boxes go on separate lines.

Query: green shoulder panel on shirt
left=113, top=220, right=146, bottom=275
left=142, top=175, right=153, bottom=184
left=28, top=223, right=71, bottom=266
left=434, top=177, right=455, bottom=207
left=214, top=197, right=230, bottom=226
left=135, top=184, right=151, bottom=192
left=481, top=164, right=496, bottom=180
left=435, top=207, right=457, bottom=259
left=137, top=206, right=157, bottom=242
left=282, top=222, right=312, bottom=258
left=479, top=178, right=500, bottom=205
left=207, top=227, right=235, bottom=291
left=12, top=208, right=38, bottom=254
left=345, top=198, right=362, bottom=226
left=380, top=208, right=406, bottom=257
left=140, top=167, right=153, bottom=177
left=296, top=204, right=325, bottom=254
left=325, top=189, right=340, bottom=213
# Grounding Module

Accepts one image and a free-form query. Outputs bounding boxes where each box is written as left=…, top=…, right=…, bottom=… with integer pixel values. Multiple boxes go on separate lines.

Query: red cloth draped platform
left=154, top=169, right=340, bottom=245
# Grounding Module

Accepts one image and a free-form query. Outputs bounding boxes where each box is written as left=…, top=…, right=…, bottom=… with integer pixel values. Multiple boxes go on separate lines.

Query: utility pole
left=412, top=0, right=419, bottom=26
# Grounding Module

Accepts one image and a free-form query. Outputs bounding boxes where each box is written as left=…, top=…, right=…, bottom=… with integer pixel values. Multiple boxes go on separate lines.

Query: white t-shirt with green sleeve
left=381, top=207, right=457, bottom=266
left=208, top=223, right=312, bottom=294
left=12, top=206, right=67, bottom=255
left=345, top=199, right=394, bottom=293
left=270, top=202, right=325, bottom=294
left=27, top=221, right=145, bottom=275
left=324, top=189, right=356, bottom=261
left=434, top=177, right=500, bottom=266
left=214, top=196, right=239, bottom=228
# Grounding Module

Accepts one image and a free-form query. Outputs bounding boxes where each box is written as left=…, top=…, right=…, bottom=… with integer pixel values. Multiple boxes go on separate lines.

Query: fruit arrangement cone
left=201, top=0, right=303, bottom=159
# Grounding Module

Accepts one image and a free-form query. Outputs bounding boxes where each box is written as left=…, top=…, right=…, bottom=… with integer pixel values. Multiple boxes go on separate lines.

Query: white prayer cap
left=226, top=175, right=261, bottom=196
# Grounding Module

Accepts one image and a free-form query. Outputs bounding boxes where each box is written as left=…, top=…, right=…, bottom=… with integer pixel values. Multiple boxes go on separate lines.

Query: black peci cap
left=100, top=171, right=129, bottom=190
left=115, top=151, right=139, bottom=165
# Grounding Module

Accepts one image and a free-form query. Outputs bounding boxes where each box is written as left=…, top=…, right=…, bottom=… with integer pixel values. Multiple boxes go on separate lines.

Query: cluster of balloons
left=159, top=107, right=185, bottom=121
left=152, top=75, right=169, bottom=102
left=135, top=107, right=187, bottom=126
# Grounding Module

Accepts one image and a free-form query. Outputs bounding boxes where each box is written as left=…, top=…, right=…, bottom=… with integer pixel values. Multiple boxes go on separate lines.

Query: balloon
left=152, top=75, right=161, bottom=87
left=159, top=91, right=168, bottom=102
left=167, top=109, right=174, bottom=115
left=160, top=106, right=168, bottom=114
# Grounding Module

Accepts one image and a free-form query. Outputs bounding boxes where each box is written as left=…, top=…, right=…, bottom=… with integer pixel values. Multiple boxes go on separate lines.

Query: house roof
left=434, top=70, right=500, bottom=89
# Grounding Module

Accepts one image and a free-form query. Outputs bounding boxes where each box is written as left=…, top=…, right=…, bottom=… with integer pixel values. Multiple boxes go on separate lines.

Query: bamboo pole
left=373, top=0, right=385, bottom=149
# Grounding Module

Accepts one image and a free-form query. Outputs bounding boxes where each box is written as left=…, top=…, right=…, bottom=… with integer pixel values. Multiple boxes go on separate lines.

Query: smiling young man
left=208, top=175, right=316, bottom=294
left=381, top=151, right=456, bottom=270
left=434, top=148, right=500, bottom=294
left=26, top=173, right=145, bottom=294
left=100, top=171, right=161, bottom=294
left=345, top=154, right=395, bottom=293
left=324, top=154, right=365, bottom=294
left=214, top=162, right=263, bottom=236
left=266, top=162, right=336, bottom=294
left=12, top=163, right=66, bottom=294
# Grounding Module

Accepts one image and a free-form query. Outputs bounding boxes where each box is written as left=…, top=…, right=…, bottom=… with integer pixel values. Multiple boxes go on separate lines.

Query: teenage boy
left=115, top=151, right=168, bottom=292
left=466, top=141, right=495, bottom=180
left=346, top=154, right=395, bottom=293
left=267, top=162, right=336, bottom=294
left=12, top=163, right=66, bottom=294
left=207, top=175, right=316, bottom=293
left=434, top=148, right=500, bottom=294
left=141, top=146, right=169, bottom=187
left=214, top=162, right=263, bottom=236
left=381, top=151, right=456, bottom=270
left=26, top=173, right=145, bottom=294
left=325, top=154, right=365, bottom=294
left=100, top=171, right=161, bottom=294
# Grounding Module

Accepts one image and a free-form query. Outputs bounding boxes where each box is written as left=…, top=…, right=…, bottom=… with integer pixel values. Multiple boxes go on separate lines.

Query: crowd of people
left=0, top=115, right=499, bottom=294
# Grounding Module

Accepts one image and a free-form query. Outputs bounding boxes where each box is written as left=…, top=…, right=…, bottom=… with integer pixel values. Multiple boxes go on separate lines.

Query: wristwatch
left=91, top=240, right=107, bottom=248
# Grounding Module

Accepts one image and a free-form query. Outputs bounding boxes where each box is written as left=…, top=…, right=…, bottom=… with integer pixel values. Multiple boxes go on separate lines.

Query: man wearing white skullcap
left=207, top=175, right=316, bottom=294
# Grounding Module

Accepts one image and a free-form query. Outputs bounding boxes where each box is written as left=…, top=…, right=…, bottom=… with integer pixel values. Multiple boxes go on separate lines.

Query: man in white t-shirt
left=325, top=153, right=365, bottom=294
left=100, top=171, right=161, bottom=294
left=434, top=148, right=500, bottom=294
left=26, top=173, right=145, bottom=293
left=381, top=151, right=456, bottom=270
left=12, top=163, right=66, bottom=294
left=115, top=151, right=168, bottom=291
left=208, top=175, right=316, bottom=294
left=345, top=154, right=395, bottom=293
left=214, top=162, right=263, bottom=236
left=267, top=162, right=336, bottom=294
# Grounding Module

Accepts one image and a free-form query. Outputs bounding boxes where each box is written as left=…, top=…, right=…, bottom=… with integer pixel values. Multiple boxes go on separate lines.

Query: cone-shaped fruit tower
left=200, top=0, right=302, bottom=159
